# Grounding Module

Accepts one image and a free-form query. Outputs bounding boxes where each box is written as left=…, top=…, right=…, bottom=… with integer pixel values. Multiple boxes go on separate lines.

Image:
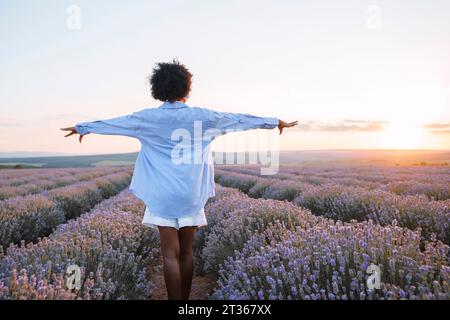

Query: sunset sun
left=382, top=122, right=425, bottom=149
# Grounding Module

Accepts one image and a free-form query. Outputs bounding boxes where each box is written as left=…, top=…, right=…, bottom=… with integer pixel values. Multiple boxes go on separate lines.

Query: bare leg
left=178, top=226, right=197, bottom=300
left=158, top=226, right=182, bottom=300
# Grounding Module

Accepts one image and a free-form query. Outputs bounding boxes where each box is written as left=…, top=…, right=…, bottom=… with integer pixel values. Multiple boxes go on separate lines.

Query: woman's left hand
left=278, top=120, right=298, bottom=135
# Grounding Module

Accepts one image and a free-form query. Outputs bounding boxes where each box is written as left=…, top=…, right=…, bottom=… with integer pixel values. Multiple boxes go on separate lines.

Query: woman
left=61, top=59, right=297, bottom=300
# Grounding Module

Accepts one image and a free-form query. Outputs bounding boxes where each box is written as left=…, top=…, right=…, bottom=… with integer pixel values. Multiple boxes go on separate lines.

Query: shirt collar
left=159, top=101, right=188, bottom=109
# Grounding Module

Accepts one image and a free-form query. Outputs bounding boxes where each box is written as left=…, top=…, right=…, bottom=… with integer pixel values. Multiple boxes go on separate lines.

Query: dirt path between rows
left=149, top=256, right=217, bottom=300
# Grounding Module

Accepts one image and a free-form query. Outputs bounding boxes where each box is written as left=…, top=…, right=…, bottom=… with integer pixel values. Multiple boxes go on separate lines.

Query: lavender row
left=216, top=165, right=450, bottom=200
left=214, top=170, right=450, bottom=244
left=200, top=186, right=449, bottom=300
left=0, top=166, right=126, bottom=186
left=197, top=185, right=320, bottom=274
left=0, top=189, right=158, bottom=300
left=0, top=171, right=132, bottom=249
left=293, top=184, right=450, bottom=244
left=216, top=165, right=450, bottom=184
left=0, top=166, right=131, bottom=200
left=212, top=220, right=449, bottom=300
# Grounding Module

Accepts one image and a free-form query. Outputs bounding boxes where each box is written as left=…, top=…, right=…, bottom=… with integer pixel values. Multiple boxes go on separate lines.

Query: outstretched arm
left=61, top=111, right=145, bottom=143
left=210, top=110, right=297, bottom=135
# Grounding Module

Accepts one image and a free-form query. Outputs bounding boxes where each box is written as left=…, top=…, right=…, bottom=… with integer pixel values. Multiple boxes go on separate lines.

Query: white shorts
left=142, top=206, right=208, bottom=230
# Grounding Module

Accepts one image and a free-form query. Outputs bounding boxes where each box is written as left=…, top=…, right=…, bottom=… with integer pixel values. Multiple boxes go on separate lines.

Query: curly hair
left=148, top=59, right=193, bottom=103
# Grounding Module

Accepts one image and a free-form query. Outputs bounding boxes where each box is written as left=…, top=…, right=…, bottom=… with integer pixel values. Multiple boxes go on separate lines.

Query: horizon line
left=1, top=148, right=450, bottom=159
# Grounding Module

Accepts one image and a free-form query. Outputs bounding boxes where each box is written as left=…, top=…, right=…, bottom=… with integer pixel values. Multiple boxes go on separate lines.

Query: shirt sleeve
left=208, top=110, right=279, bottom=134
left=74, top=111, right=144, bottom=138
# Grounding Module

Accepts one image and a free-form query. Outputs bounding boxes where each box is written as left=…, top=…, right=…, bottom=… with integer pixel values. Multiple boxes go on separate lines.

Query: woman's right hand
left=60, top=126, right=84, bottom=143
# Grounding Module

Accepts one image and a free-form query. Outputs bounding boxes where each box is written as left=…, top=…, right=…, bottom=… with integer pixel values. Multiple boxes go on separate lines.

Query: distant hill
left=0, top=152, right=138, bottom=168
left=210, top=150, right=450, bottom=167
left=0, top=151, right=74, bottom=158
left=274, top=150, right=450, bottom=166
left=0, top=150, right=449, bottom=169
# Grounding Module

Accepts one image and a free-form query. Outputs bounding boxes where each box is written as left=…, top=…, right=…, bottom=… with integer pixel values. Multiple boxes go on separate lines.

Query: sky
left=1, top=0, right=449, bottom=155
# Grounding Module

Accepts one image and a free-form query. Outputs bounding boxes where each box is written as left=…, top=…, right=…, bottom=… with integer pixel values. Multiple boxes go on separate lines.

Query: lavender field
left=0, top=165, right=449, bottom=299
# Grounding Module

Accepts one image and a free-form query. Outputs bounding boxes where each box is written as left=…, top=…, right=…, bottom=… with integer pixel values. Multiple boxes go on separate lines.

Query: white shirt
left=75, top=101, right=279, bottom=218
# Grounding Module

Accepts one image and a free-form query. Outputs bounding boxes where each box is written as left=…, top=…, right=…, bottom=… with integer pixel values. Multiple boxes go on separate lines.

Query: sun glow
left=381, top=122, right=425, bottom=149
